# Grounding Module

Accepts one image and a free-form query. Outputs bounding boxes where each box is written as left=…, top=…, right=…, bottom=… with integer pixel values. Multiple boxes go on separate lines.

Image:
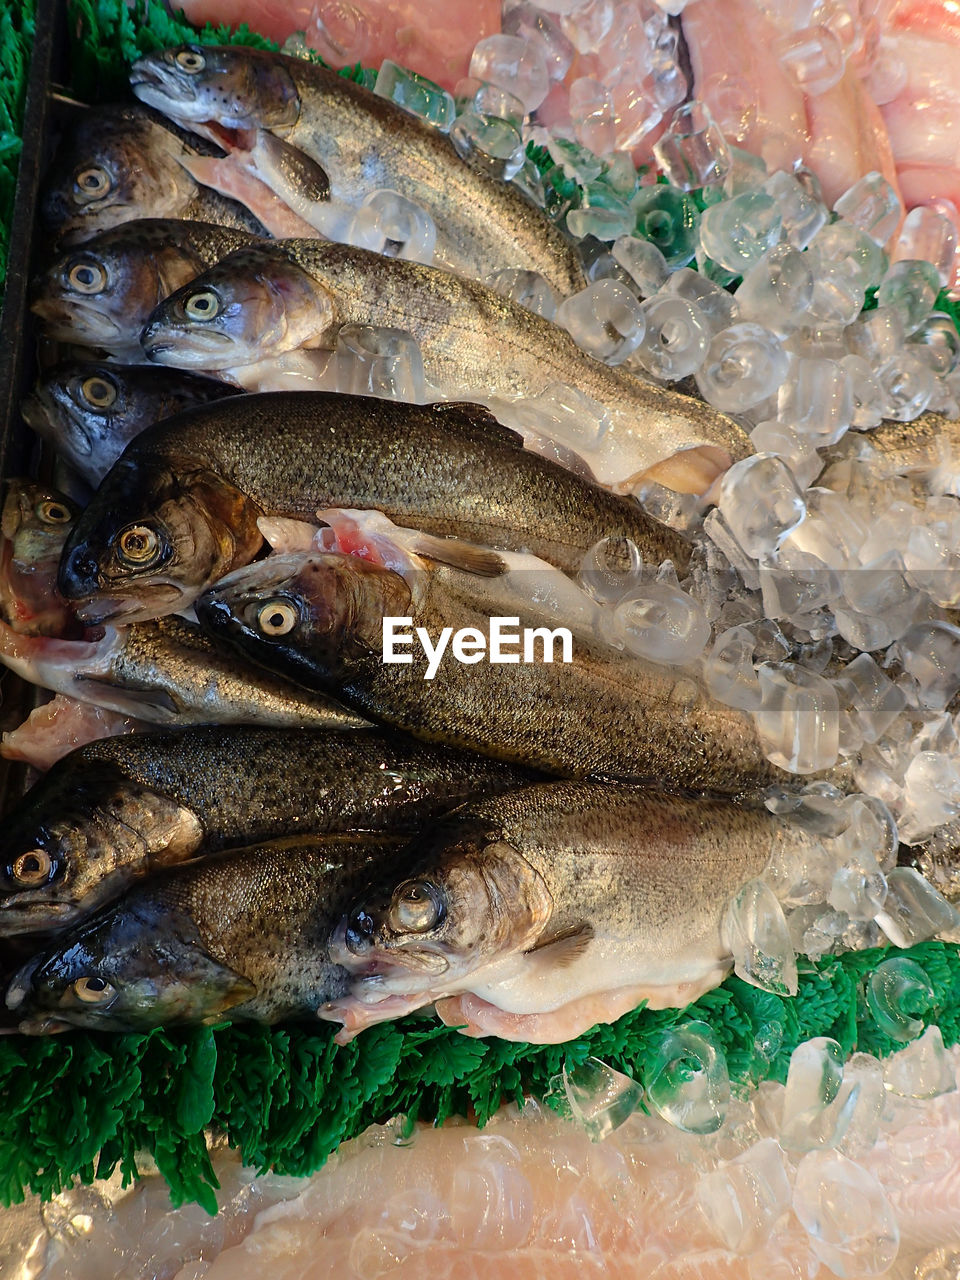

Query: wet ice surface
left=13, top=1041, right=960, bottom=1279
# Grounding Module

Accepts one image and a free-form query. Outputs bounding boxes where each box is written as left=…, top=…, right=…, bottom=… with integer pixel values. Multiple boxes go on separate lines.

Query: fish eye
left=256, top=599, right=300, bottom=636
left=175, top=48, right=206, bottom=72
left=115, top=523, right=162, bottom=567
left=183, top=290, right=221, bottom=322
left=36, top=499, right=73, bottom=525
left=79, top=375, right=117, bottom=410
left=10, top=849, right=56, bottom=887
left=71, top=976, right=116, bottom=1005
left=391, top=880, right=443, bottom=933
left=67, top=259, right=106, bottom=295
left=74, top=166, right=111, bottom=199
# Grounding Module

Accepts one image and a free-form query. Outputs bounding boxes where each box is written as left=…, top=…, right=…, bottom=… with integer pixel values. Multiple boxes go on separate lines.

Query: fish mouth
left=17, top=1016, right=72, bottom=1035
left=74, top=579, right=187, bottom=624
left=141, top=325, right=238, bottom=367
left=30, top=297, right=124, bottom=346
left=4, top=955, right=40, bottom=1010
left=0, top=899, right=75, bottom=936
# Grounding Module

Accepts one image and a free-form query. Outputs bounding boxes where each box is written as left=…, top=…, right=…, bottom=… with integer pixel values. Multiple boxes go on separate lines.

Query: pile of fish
left=5, top=28, right=960, bottom=1060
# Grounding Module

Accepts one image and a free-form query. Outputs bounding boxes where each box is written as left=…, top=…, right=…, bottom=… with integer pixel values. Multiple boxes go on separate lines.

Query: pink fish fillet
left=172, top=0, right=501, bottom=90
left=0, top=695, right=144, bottom=771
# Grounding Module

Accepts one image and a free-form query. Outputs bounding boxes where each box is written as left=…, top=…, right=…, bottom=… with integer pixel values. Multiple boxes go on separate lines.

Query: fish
left=0, top=613, right=369, bottom=731
left=21, top=361, right=241, bottom=486
left=39, top=102, right=271, bottom=242
left=129, top=44, right=586, bottom=295
left=835, top=410, right=960, bottom=481
left=0, top=481, right=81, bottom=638
left=30, top=218, right=261, bottom=355
left=55, top=391, right=691, bottom=623
left=194, top=534, right=790, bottom=793
left=139, top=241, right=752, bottom=493
left=0, top=725, right=532, bottom=934
left=319, top=781, right=807, bottom=1043
left=4, top=833, right=406, bottom=1032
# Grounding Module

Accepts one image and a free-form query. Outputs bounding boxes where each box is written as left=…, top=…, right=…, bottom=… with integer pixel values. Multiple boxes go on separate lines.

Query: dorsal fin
left=430, top=401, right=524, bottom=450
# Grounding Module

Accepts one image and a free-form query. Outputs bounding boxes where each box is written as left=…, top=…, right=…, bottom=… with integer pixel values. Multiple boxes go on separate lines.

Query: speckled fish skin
left=836, top=411, right=960, bottom=475
left=0, top=725, right=533, bottom=935
left=30, top=218, right=262, bottom=352
left=140, top=241, right=752, bottom=487
left=328, top=782, right=791, bottom=1028
left=0, top=613, right=369, bottom=731
left=21, top=361, right=241, bottom=486
left=39, top=102, right=269, bottom=243
left=56, top=391, right=690, bottom=623
left=129, top=44, right=586, bottom=296
left=196, top=549, right=787, bottom=794
left=4, top=834, right=406, bottom=1032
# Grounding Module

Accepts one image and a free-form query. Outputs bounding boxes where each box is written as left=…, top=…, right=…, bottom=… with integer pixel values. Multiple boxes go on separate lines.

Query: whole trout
left=5, top=834, right=406, bottom=1032
left=56, top=392, right=689, bottom=623
left=141, top=241, right=752, bottom=491
left=321, top=781, right=813, bottom=1043
left=0, top=726, right=530, bottom=934
left=195, top=543, right=788, bottom=794
left=130, top=44, right=586, bottom=296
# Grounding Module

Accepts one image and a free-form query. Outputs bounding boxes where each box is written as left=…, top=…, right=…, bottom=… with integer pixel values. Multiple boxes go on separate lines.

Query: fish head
left=0, top=773, right=205, bottom=936
left=333, top=821, right=554, bottom=995
left=4, top=893, right=257, bottom=1032
left=0, top=481, right=79, bottom=637
left=130, top=46, right=300, bottom=140
left=197, top=550, right=409, bottom=685
left=58, top=458, right=265, bottom=623
left=141, top=245, right=336, bottom=370
left=21, top=365, right=129, bottom=476
left=40, top=106, right=194, bottom=242
left=30, top=225, right=205, bottom=350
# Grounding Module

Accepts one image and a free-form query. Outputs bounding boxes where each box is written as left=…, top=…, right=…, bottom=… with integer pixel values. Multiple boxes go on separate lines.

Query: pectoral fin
left=254, top=130, right=330, bottom=203
left=524, top=923, right=595, bottom=970
left=404, top=532, right=507, bottom=578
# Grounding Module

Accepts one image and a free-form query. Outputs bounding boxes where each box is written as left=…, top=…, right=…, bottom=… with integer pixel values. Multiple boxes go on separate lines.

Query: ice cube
left=827, top=853, right=887, bottom=922
left=632, top=185, right=700, bottom=269
left=865, top=956, right=935, bottom=1043
left=531, top=382, right=611, bottom=453
left=754, top=663, right=840, bottom=774
left=633, top=295, right=710, bottom=380
left=810, top=219, right=888, bottom=290
left=750, top=421, right=823, bottom=490
left=807, top=263, right=866, bottom=325
left=777, top=356, right=853, bottom=446
left=556, top=279, right=646, bottom=364
left=699, top=191, right=783, bottom=274
left=453, top=76, right=526, bottom=128
left=802, top=909, right=849, bottom=959
left=373, top=61, right=455, bottom=130
left=696, top=1139, right=792, bottom=1253
left=566, top=204, right=635, bottom=242
left=896, top=620, right=960, bottom=711
left=696, top=323, right=792, bottom=413
left=607, top=577, right=710, bottom=665
left=718, top=454, right=806, bottom=558
left=734, top=245, right=814, bottom=335
left=834, top=653, right=906, bottom=753
left=909, top=312, right=960, bottom=376
left=568, top=76, right=616, bottom=155
left=562, top=1056, right=644, bottom=1141
left=792, top=1151, right=900, bottom=1275
left=877, top=259, right=941, bottom=336
left=833, top=171, right=903, bottom=246
left=894, top=207, right=958, bottom=288
left=502, top=2, right=574, bottom=83
left=840, top=355, right=885, bottom=429
left=559, top=0, right=616, bottom=54
left=660, top=266, right=740, bottom=332
left=469, top=34, right=549, bottom=113
left=449, top=111, right=524, bottom=181
left=775, top=25, right=847, bottom=96
left=703, top=625, right=762, bottom=710
left=836, top=1054, right=886, bottom=1159
left=882, top=1024, right=957, bottom=1099
left=646, top=1021, right=731, bottom=1134
left=723, top=877, right=799, bottom=995
left=780, top=1038, right=857, bottom=1152
left=612, top=235, right=670, bottom=296
left=347, top=189, right=437, bottom=265
left=578, top=535, right=643, bottom=605
left=653, top=100, right=732, bottom=192
left=486, top=268, right=560, bottom=320
left=763, top=169, right=828, bottom=250
left=875, top=866, right=960, bottom=945
left=335, top=324, right=425, bottom=403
